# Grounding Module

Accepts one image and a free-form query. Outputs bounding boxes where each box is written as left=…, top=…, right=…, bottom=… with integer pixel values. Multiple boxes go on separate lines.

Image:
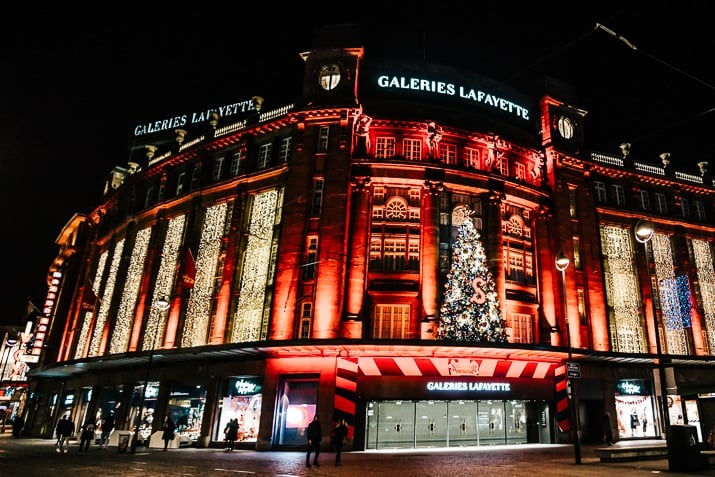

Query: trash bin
left=668, top=424, right=704, bottom=472
left=117, top=432, right=131, bottom=453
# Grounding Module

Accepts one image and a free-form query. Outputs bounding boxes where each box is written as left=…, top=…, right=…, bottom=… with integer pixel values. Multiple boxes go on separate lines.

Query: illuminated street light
left=555, top=251, right=581, bottom=465
left=634, top=219, right=670, bottom=448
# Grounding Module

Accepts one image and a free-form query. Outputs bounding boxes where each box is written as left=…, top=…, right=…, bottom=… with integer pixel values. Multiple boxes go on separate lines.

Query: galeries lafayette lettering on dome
left=361, top=60, right=537, bottom=129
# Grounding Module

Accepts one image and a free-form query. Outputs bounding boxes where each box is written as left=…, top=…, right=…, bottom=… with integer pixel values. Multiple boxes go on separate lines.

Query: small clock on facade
left=556, top=115, right=575, bottom=139
left=318, top=64, right=341, bottom=90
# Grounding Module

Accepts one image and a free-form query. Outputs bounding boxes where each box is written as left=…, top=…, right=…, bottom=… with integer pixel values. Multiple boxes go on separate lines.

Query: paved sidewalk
left=2, top=432, right=715, bottom=476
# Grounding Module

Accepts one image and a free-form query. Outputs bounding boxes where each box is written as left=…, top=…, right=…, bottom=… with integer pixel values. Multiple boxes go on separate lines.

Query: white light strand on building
left=74, top=251, right=108, bottom=359
left=231, top=189, right=279, bottom=343
left=110, top=227, right=152, bottom=354
left=89, top=239, right=125, bottom=356
left=182, top=202, right=228, bottom=347
left=652, top=233, right=688, bottom=355
left=692, top=239, right=715, bottom=354
left=143, top=214, right=185, bottom=351
left=600, top=225, right=644, bottom=353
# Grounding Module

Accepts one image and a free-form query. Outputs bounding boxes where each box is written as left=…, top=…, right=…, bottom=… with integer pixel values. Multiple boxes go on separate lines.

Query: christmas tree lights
left=437, top=207, right=507, bottom=342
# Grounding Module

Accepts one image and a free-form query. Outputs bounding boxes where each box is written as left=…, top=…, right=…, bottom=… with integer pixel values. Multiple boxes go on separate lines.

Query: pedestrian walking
left=55, top=414, right=75, bottom=453
left=333, top=418, right=348, bottom=466
left=161, top=415, right=176, bottom=451
left=11, top=414, right=24, bottom=438
left=79, top=420, right=95, bottom=451
left=99, top=410, right=115, bottom=449
left=224, top=418, right=239, bottom=451
left=306, top=414, right=322, bottom=468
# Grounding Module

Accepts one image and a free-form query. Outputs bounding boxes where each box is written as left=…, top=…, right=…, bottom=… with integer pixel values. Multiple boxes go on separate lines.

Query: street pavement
left=2, top=432, right=715, bottom=476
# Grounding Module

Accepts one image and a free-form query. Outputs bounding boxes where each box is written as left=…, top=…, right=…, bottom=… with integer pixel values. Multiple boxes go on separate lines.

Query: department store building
left=20, top=26, right=715, bottom=451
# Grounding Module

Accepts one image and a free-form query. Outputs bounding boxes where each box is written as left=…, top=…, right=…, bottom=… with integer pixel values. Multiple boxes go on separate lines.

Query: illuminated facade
left=24, top=27, right=715, bottom=450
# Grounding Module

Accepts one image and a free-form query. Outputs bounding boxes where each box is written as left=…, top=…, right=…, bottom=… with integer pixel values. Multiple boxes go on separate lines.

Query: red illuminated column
left=420, top=180, right=443, bottom=338
left=343, top=176, right=371, bottom=338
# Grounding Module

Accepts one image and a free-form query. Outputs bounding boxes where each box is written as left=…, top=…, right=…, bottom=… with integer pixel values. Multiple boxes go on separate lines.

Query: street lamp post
left=131, top=296, right=170, bottom=453
left=555, top=251, right=581, bottom=464
left=634, top=219, right=670, bottom=444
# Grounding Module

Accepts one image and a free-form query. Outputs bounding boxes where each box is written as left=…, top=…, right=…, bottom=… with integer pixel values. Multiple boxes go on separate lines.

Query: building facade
left=21, top=27, right=715, bottom=451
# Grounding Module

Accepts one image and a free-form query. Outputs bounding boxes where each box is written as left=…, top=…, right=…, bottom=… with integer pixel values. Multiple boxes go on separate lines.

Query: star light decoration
left=436, top=206, right=507, bottom=342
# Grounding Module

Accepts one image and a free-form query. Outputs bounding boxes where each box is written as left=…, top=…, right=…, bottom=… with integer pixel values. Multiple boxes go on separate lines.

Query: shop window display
left=614, top=381, right=657, bottom=439
left=167, top=385, right=207, bottom=443
left=217, top=377, right=263, bottom=443
left=273, top=377, right=318, bottom=446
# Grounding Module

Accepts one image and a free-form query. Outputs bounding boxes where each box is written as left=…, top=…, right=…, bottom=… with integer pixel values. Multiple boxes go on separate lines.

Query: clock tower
left=298, top=25, right=364, bottom=107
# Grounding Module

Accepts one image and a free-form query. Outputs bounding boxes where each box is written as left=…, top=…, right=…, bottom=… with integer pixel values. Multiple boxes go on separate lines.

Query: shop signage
left=233, top=378, right=262, bottom=395
left=617, top=380, right=647, bottom=395
left=133, top=97, right=258, bottom=137
left=427, top=380, right=510, bottom=392
left=362, top=61, right=536, bottom=131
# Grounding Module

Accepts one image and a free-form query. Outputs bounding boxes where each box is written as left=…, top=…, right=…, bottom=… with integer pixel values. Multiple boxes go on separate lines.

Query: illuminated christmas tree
left=436, top=207, right=507, bottom=342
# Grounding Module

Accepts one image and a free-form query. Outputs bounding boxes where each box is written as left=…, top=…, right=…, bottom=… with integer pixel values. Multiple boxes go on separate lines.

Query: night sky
left=1, top=3, right=713, bottom=325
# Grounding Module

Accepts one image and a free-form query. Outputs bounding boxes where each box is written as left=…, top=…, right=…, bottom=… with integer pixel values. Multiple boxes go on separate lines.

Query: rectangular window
left=310, top=179, right=324, bottom=216
left=176, top=172, right=187, bottom=195
left=158, top=182, right=166, bottom=201
left=438, top=143, right=457, bottom=165
left=515, top=163, right=527, bottom=180
left=375, top=137, right=396, bottom=158
left=403, top=138, right=422, bottom=160
left=694, top=200, right=707, bottom=221
left=302, top=236, right=318, bottom=281
left=190, top=166, right=201, bottom=190
left=373, top=304, right=410, bottom=339
left=681, top=197, right=690, bottom=218
left=568, top=188, right=577, bottom=217
left=144, top=186, right=154, bottom=208
left=594, top=181, right=607, bottom=204
left=317, top=126, right=329, bottom=152
left=655, top=192, right=668, bottom=214
left=611, top=184, right=625, bottom=206
left=279, top=137, right=291, bottom=163
left=573, top=236, right=582, bottom=270
left=212, top=156, right=225, bottom=182
left=257, top=143, right=272, bottom=169
left=577, top=289, right=586, bottom=325
left=230, top=151, right=242, bottom=176
left=498, top=156, right=508, bottom=176
left=508, top=313, right=532, bottom=344
left=300, top=303, right=312, bottom=339
left=640, top=190, right=650, bottom=211
left=463, top=147, right=479, bottom=168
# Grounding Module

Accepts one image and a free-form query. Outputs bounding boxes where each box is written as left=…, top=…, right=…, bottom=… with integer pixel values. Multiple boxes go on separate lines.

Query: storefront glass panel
left=366, top=399, right=536, bottom=449
left=447, top=400, right=478, bottom=447
left=217, top=377, right=262, bottom=443
left=415, top=400, right=447, bottom=448
left=167, top=384, right=207, bottom=443
left=273, top=376, right=317, bottom=446
left=128, top=381, right=159, bottom=444
left=615, top=379, right=657, bottom=439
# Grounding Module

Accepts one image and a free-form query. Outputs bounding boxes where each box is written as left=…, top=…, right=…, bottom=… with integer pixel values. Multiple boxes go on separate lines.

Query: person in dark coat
left=79, top=420, right=95, bottom=451
left=161, top=415, right=176, bottom=451
left=224, top=418, right=239, bottom=451
left=100, top=411, right=115, bottom=449
left=11, top=414, right=24, bottom=438
left=332, top=418, right=349, bottom=466
left=306, top=415, right=322, bottom=467
left=55, top=414, right=75, bottom=453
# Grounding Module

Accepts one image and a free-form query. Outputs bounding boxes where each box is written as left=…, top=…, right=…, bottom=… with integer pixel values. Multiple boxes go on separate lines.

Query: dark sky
left=1, top=3, right=714, bottom=326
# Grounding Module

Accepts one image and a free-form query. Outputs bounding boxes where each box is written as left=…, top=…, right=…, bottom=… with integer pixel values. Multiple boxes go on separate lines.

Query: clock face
left=318, top=64, right=341, bottom=90
left=556, top=116, right=575, bottom=139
